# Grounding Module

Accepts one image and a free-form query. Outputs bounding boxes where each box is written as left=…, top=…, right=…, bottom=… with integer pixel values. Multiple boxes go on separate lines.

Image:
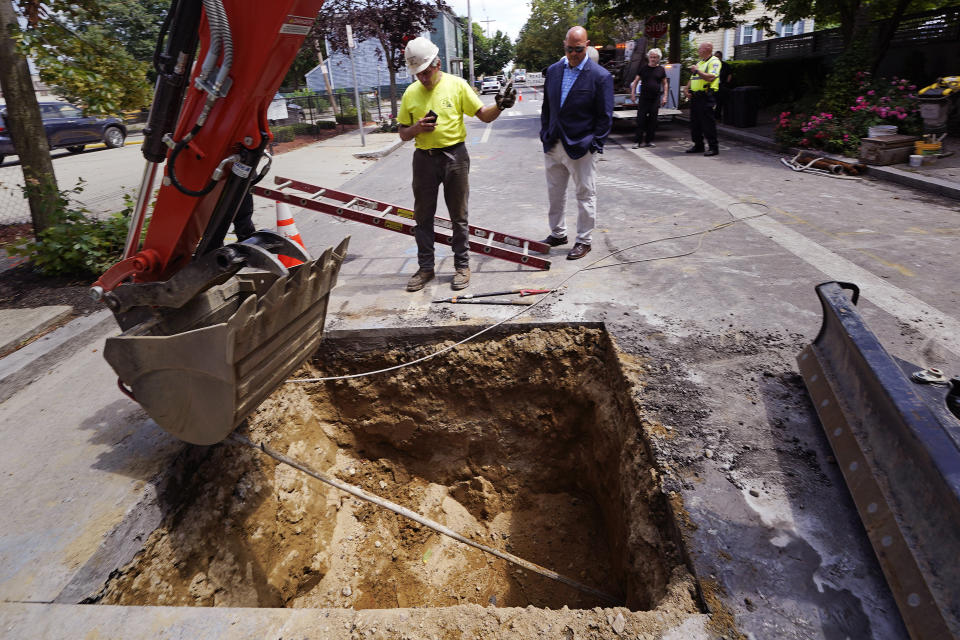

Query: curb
left=0, top=305, right=73, bottom=356
left=0, top=309, right=115, bottom=404
left=862, top=164, right=960, bottom=200
left=83, top=138, right=144, bottom=151
left=677, top=115, right=960, bottom=201
left=353, top=138, right=405, bottom=159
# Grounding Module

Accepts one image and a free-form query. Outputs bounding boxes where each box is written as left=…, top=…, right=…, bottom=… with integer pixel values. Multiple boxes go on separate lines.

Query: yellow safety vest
left=690, top=56, right=721, bottom=92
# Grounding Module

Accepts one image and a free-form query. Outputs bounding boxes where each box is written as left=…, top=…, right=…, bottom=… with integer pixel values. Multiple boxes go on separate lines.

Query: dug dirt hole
left=96, top=325, right=693, bottom=611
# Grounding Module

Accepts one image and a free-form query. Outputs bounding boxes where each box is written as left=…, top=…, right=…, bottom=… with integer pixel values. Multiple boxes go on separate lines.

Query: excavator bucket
left=104, top=238, right=349, bottom=445
left=798, top=281, right=960, bottom=639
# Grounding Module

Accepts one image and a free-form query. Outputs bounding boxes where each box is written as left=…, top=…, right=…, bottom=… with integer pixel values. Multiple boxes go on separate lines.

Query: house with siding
left=322, top=8, right=465, bottom=93
left=691, top=6, right=814, bottom=59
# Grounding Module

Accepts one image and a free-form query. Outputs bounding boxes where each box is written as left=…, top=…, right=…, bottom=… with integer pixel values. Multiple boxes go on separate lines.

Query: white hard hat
left=405, top=37, right=439, bottom=75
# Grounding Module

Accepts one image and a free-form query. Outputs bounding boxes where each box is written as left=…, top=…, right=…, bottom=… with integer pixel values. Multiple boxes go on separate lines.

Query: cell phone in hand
left=425, top=109, right=437, bottom=121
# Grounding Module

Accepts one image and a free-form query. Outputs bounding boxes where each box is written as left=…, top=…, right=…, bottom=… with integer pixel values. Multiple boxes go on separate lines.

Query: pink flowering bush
left=774, top=72, right=922, bottom=156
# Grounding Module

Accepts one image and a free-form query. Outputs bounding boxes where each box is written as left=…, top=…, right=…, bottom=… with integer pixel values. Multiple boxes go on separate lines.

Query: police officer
left=683, top=42, right=721, bottom=157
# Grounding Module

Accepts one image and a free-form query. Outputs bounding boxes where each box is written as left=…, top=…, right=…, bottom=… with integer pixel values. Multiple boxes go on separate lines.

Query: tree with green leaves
left=462, top=22, right=514, bottom=77
left=93, top=0, right=168, bottom=67
left=515, top=0, right=588, bottom=71
left=592, top=0, right=754, bottom=62
left=0, top=0, right=155, bottom=234
left=584, top=12, right=642, bottom=48
left=0, top=0, right=58, bottom=233
left=318, top=0, right=450, bottom=117
left=16, top=1, right=152, bottom=114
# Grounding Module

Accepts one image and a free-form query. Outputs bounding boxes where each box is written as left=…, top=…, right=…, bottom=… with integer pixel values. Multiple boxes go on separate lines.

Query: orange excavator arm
left=91, top=0, right=349, bottom=445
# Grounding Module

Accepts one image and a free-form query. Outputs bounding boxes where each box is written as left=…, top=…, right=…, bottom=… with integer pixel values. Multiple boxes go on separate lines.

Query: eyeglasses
left=564, top=45, right=586, bottom=53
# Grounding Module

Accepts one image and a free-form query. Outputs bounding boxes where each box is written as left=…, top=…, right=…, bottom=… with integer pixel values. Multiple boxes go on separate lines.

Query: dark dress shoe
left=542, top=235, right=568, bottom=247
left=704, top=148, right=719, bottom=156
left=685, top=146, right=705, bottom=154
left=567, top=242, right=591, bottom=260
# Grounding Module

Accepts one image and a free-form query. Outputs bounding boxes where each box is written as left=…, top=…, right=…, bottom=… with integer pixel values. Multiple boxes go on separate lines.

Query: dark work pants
left=412, top=143, right=470, bottom=270
left=635, top=96, right=660, bottom=144
left=689, top=92, right=718, bottom=150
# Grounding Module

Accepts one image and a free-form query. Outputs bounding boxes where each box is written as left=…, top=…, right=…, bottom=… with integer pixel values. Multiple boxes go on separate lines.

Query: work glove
left=495, top=79, right=517, bottom=110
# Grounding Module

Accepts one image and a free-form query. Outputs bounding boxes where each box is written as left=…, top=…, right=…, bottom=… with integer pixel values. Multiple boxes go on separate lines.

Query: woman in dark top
left=629, top=48, right=668, bottom=148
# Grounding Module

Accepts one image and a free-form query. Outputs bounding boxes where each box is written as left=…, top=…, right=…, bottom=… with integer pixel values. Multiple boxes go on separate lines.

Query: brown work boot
left=451, top=267, right=470, bottom=290
left=405, top=269, right=435, bottom=292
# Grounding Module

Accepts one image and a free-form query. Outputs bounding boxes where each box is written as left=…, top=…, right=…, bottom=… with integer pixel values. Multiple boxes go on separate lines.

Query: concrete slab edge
left=864, top=164, right=960, bottom=200
left=0, top=309, right=114, bottom=404
left=676, top=114, right=960, bottom=201
left=0, top=305, right=73, bottom=356
left=352, top=138, right=404, bottom=159
left=54, top=480, right=166, bottom=604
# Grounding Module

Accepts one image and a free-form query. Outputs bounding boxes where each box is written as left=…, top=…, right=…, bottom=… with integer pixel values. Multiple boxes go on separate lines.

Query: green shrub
left=10, top=186, right=141, bottom=277
left=316, top=120, right=336, bottom=129
left=271, top=122, right=329, bottom=141
left=335, top=107, right=372, bottom=125
left=272, top=126, right=296, bottom=142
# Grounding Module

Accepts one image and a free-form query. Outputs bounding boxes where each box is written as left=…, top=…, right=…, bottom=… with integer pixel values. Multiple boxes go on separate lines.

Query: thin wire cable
left=286, top=200, right=770, bottom=384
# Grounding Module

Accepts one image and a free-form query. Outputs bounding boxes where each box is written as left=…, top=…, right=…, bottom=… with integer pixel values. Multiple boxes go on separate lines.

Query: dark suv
left=0, top=102, right=127, bottom=165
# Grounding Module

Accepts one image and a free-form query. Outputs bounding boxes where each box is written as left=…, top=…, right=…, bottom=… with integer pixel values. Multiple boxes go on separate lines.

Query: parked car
left=514, top=69, right=526, bottom=84
left=0, top=101, right=127, bottom=164
left=480, top=77, right=501, bottom=94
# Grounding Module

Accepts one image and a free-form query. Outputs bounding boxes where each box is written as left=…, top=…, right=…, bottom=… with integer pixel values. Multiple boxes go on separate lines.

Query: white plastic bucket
left=868, top=125, right=898, bottom=137
left=909, top=154, right=923, bottom=167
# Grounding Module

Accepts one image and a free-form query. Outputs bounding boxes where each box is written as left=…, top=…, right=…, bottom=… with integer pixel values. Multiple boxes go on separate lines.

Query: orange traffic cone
left=275, top=201, right=307, bottom=267
left=518, top=92, right=523, bottom=102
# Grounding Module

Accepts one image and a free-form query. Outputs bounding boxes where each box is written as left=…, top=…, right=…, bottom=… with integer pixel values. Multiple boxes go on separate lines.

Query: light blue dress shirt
left=560, top=56, right=588, bottom=107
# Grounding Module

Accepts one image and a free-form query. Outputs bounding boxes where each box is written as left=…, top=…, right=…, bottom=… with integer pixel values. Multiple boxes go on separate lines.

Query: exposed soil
left=92, top=326, right=705, bottom=637
left=0, top=223, right=31, bottom=246
left=0, top=263, right=101, bottom=315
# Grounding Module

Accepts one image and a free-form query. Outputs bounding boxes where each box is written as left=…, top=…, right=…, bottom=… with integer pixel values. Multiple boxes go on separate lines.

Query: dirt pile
left=95, top=325, right=704, bottom=633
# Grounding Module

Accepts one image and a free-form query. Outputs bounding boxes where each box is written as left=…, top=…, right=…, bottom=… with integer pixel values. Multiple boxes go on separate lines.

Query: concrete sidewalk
left=679, top=108, right=960, bottom=200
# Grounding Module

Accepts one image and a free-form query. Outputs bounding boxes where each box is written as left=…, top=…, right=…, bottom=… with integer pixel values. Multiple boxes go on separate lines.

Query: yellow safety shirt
left=397, top=73, right=484, bottom=150
left=690, top=56, right=721, bottom=92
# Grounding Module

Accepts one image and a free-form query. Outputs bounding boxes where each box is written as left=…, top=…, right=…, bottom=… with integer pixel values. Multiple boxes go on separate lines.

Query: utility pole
left=480, top=18, right=494, bottom=39
left=345, top=25, right=365, bottom=147
left=314, top=39, right=339, bottom=117
left=467, top=0, right=475, bottom=87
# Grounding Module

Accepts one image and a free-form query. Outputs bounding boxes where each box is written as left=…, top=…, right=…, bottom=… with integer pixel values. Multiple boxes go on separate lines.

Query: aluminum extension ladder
left=253, top=176, right=552, bottom=270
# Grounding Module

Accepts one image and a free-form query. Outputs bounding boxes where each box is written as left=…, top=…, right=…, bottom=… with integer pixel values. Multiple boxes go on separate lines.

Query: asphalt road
left=296, top=94, right=960, bottom=362
left=0, top=138, right=146, bottom=225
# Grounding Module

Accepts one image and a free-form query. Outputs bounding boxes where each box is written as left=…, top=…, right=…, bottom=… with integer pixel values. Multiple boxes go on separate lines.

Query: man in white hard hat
left=398, top=36, right=516, bottom=292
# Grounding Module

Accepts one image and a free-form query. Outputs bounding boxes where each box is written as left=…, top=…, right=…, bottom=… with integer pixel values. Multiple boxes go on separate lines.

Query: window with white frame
left=775, top=20, right=805, bottom=37
left=737, top=25, right=764, bottom=44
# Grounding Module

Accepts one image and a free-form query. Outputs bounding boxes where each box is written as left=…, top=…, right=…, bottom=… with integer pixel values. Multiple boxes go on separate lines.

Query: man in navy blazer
left=539, top=25, right=614, bottom=260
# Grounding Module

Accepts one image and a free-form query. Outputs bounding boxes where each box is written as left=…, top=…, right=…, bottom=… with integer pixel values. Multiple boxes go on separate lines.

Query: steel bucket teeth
left=104, top=237, right=349, bottom=445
